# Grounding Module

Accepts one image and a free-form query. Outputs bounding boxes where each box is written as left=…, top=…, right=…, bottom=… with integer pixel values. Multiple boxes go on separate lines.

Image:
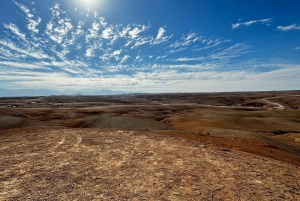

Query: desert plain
left=0, top=91, right=300, bottom=200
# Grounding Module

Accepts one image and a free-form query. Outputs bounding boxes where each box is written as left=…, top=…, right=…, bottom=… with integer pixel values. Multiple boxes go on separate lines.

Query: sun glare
left=79, top=0, right=105, bottom=9
left=74, top=0, right=95, bottom=6
left=73, top=0, right=105, bottom=12
left=85, top=0, right=94, bottom=4
left=83, top=0, right=97, bottom=6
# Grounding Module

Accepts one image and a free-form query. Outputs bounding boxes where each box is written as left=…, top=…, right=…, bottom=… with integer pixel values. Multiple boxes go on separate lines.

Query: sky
left=0, top=0, right=300, bottom=94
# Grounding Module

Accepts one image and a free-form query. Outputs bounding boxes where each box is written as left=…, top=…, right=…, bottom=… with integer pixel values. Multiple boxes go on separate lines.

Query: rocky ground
left=1, top=128, right=299, bottom=200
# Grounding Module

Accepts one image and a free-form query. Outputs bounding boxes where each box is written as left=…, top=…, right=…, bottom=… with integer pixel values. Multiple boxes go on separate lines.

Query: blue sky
left=0, top=0, right=299, bottom=93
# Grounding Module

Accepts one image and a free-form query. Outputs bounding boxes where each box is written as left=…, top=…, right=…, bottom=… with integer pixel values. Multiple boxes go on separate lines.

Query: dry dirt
left=0, top=91, right=300, bottom=200
left=1, top=128, right=299, bottom=200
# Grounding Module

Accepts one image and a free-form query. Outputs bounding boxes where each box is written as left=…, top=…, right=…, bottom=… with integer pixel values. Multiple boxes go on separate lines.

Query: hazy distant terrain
left=1, top=91, right=300, bottom=200
left=0, top=88, right=129, bottom=97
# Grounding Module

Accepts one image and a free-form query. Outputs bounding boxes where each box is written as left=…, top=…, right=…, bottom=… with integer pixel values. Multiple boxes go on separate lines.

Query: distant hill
left=0, top=88, right=61, bottom=97
left=0, top=88, right=128, bottom=97
left=79, top=89, right=126, bottom=95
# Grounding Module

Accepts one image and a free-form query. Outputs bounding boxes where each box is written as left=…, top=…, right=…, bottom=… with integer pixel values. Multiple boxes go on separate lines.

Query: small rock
left=220, top=148, right=230, bottom=152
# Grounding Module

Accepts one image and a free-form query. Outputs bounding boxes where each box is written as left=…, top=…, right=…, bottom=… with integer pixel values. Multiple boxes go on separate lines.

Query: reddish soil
left=0, top=91, right=300, bottom=200
left=1, top=128, right=299, bottom=200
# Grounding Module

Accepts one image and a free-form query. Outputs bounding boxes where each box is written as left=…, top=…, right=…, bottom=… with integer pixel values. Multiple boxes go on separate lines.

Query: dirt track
left=1, top=128, right=299, bottom=200
left=263, top=98, right=285, bottom=110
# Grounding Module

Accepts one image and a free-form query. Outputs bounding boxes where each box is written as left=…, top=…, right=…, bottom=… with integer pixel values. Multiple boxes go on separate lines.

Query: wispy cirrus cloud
left=0, top=61, right=50, bottom=69
left=28, top=17, right=41, bottom=33
left=0, top=46, right=19, bottom=59
left=13, top=0, right=41, bottom=33
left=3, top=1, right=295, bottom=93
left=170, top=32, right=201, bottom=48
left=152, top=26, right=173, bottom=45
left=193, top=39, right=231, bottom=51
left=1, top=63, right=299, bottom=93
left=0, top=39, right=49, bottom=60
left=3, top=23, right=26, bottom=40
left=168, top=33, right=230, bottom=55
left=210, top=43, right=251, bottom=60
left=128, top=25, right=149, bottom=39
left=156, top=27, right=165, bottom=40
left=232, top=18, right=272, bottom=29
left=86, top=21, right=101, bottom=40
left=45, top=4, right=74, bottom=45
left=0, top=0, right=299, bottom=94
left=1, top=2, right=249, bottom=76
left=174, top=57, right=205, bottom=62
left=277, top=24, right=300, bottom=31
left=134, top=55, right=143, bottom=63
left=120, top=55, right=131, bottom=63
left=169, top=47, right=187, bottom=54
left=85, top=48, right=94, bottom=57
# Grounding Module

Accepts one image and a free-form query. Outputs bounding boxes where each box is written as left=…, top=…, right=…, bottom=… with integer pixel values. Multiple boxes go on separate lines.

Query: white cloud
left=100, top=53, right=111, bottom=61
left=46, top=18, right=75, bottom=57
left=45, top=4, right=74, bottom=45
left=0, top=47, right=18, bottom=59
left=120, top=55, right=130, bottom=63
left=152, top=27, right=173, bottom=45
left=102, top=27, right=113, bottom=39
left=4, top=3, right=298, bottom=94
left=86, top=22, right=100, bottom=41
left=185, top=33, right=197, bottom=41
left=193, top=39, right=231, bottom=51
left=27, top=18, right=41, bottom=33
left=0, top=40, right=49, bottom=60
left=4, top=64, right=299, bottom=93
left=210, top=43, right=251, bottom=60
left=41, top=60, right=88, bottom=75
left=293, top=47, right=300, bottom=50
left=131, top=36, right=153, bottom=48
left=169, top=32, right=200, bottom=48
left=13, top=1, right=41, bottom=33
left=4, top=23, right=26, bottom=40
left=52, top=48, right=70, bottom=60
left=232, top=18, right=273, bottom=29
left=0, top=55, right=8, bottom=60
left=113, top=50, right=122, bottom=56
left=277, top=24, right=300, bottom=31
left=119, top=26, right=131, bottom=37
left=169, top=47, right=187, bottom=54
left=69, top=21, right=85, bottom=45
left=134, top=55, right=143, bottom=62
left=86, top=18, right=107, bottom=42
left=128, top=25, right=149, bottom=39
left=0, top=61, right=50, bottom=69
left=175, top=57, right=205, bottom=62
left=98, top=24, right=120, bottom=45
left=86, top=48, right=93, bottom=57
left=155, top=55, right=167, bottom=61
left=13, top=0, right=31, bottom=16
left=156, top=27, right=166, bottom=40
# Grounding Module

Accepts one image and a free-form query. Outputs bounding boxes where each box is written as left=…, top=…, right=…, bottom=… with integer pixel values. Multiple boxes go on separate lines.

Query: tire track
left=71, top=134, right=82, bottom=151
left=52, top=135, right=65, bottom=150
